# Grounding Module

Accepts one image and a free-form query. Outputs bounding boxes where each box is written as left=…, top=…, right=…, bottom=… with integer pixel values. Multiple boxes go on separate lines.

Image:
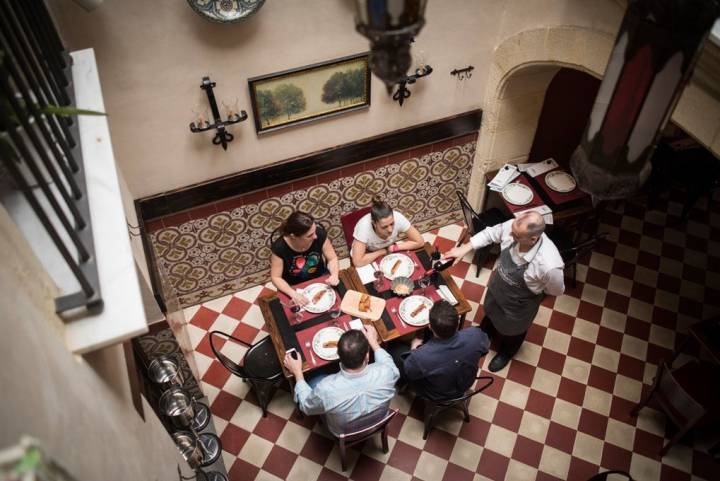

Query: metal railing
left=0, top=0, right=102, bottom=314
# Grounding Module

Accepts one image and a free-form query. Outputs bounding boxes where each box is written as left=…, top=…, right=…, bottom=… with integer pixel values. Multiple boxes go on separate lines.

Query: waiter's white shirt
left=470, top=219, right=566, bottom=296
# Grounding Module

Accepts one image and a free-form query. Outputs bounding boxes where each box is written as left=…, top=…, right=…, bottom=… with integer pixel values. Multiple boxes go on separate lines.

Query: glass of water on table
left=289, top=298, right=304, bottom=324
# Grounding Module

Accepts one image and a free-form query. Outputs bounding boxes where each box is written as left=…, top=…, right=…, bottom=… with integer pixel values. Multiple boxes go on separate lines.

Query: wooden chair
left=547, top=227, right=608, bottom=287
left=209, top=330, right=284, bottom=417
left=419, top=374, right=494, bottom=439
left=334, top=409, right=398, bottom=471
left=340, top=206, right=372, bottom=253
left=456, top=190, right=507, bottom=276
left=630, top=360, right=720, bottom=456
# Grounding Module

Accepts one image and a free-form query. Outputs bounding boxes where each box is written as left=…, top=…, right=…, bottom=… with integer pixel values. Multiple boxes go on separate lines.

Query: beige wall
left=47, top=0, right=625, bottom=200
left=0, top=205, right=182, bottom=480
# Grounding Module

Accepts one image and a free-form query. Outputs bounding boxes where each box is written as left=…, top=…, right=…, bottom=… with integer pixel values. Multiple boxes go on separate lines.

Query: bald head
left=511, top=211, right=545, bottom=249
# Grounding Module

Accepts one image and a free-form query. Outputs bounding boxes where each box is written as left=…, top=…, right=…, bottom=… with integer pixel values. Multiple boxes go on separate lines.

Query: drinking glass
left=329, top=298, right=341, bottom=319
left=289, top=299, right=304, bottom=324
left=418, top=276, right=430, bottom=295
left=373, top=268, right=384, bottom=291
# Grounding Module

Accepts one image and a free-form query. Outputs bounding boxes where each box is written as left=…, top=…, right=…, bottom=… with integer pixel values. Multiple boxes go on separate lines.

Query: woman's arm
left=270, top=254, right=308, bottom=305
left=395, top=225, right=424, bottom=251
left=351, top=239, right=387, bottom=267
left=322, top=238, right=340, bottom=286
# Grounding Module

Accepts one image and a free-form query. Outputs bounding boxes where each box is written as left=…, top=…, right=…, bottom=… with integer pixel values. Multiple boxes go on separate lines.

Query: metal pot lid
left=192, top=402, right=211, bottom=432
left=186, top=0, right=266, bottom=24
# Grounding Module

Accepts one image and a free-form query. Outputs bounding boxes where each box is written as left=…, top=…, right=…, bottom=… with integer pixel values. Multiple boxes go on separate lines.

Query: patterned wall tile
left=148, top=137, right=476, bottom=307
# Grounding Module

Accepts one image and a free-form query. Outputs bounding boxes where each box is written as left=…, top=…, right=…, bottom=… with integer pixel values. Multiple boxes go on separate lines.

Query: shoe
left=488, top=353, right=511, bottom=372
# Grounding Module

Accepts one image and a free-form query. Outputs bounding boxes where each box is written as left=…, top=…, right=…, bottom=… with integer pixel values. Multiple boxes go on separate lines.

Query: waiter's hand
left=443, top=243, right=474, bottom=265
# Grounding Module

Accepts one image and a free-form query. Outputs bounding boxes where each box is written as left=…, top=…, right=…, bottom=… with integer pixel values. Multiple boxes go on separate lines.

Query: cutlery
left=305, top=341, right=317, bottom=365
left=391, top=307, right=406, bottom=328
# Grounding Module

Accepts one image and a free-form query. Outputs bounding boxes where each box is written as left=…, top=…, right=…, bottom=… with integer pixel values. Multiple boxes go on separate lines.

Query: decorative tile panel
left=148, top=136, right=476, bottom=307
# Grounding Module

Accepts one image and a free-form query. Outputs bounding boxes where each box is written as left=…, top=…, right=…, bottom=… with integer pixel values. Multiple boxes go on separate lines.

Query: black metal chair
left=630, top=360, right=720, bottom=457
left=208, top=330, right=284, bottom=417
left=419, top=374, right=494, bottom=439
left=334, top=409, right=398, bottom=471
left=456, top=190, right=507, bottom=276
left=547, top=227, right=608, bottom=287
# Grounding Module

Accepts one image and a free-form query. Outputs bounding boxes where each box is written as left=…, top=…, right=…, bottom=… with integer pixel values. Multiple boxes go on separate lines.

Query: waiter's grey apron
left=484, top=240, right=543, bottom=336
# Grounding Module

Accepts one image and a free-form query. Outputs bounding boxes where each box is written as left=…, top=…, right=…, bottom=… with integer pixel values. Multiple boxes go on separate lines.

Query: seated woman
left=351, top=197, right=424, bottom=267
left=271, top=211, right=339, bottom=306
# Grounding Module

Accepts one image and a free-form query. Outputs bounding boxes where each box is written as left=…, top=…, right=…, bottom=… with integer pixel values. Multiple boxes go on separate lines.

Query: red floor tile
left=511, top=435, right=544, bottom=468
left=611, top=259, right=636, bottom=279
left=601, top=442, right=632, bottom=472
left=423, top=427, right=457, bottom=460
left=525, top=390, right=555, bottom=418
left=548, top=310, right=575, bottom=334
left=300, top=432, right=335, bottom=465
left=538, top=348, right=566, bottom=375
left=636, top=252, right=660, bottom=271
left=388, top=440, right=422, bottom=474
left=457, top=416, right=490, bottom=446
left=616, top=354, right=645, bottom=380
left=223, top=296, right=253, bottom=320
left=609, top=397, right=637, bottom=427
left=568, top=456, right=600, bottom=481
left=595, top=326, right=623, bottom=352
left=460, top=280, right=485, bottom=303
left=545, top=422, right=577, bottom=453
left=577, top=300, right=603, bottom=323
left=230, top=323, right=260, bottom=345
left=441, top=462, right=475, bottom=481
left=633, top=428, right=665, bottom=460
left=253, top=412, right=287, bottom=443
left=262, top=445, right=298, bottom=479
left=557, top=378, right=586, bottom=406
left=211, top=390, right=242, bottom=421
left=567, top=337, right=595, bottom=363
left=624, top=316, right=650, bottom=340
left=228, top=458, right=260, bottom=481
left=618, top=230, right=641, bottom=248
left=492, top=401, right=524, bottom=432
left=476, top=449, right=510, bottom=479
left=657, top=273, right=681, bottom=293
left=316, top=467, right=348, bottom=481
left=220, top=423, right=251, bottom=455
left=350, top=454, right=385, bottom=481
left=191, top=306, right=222, bottom=329
left=505, top=359, right=536, bottom=387
left=577, top=409, right=608, bottom=439
left=604, top=291, right=630, bottom=314
left=202, top=360, right=232, bottom=388
left=631, top=283, right=656, bottom=304
left=659, top=464, right=692, bottom=481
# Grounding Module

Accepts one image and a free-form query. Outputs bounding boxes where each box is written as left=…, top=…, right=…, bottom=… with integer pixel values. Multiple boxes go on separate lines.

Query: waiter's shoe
left=488, top=353, right=511, bottom=372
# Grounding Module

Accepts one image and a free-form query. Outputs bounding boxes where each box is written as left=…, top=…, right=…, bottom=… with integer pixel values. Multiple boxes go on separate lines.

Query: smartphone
left=285, top=348, right=298, bottom=360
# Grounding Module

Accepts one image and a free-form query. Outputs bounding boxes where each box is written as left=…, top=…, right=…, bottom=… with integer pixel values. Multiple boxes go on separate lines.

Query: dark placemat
left=526, top=173, right=585, bottom=211
left=269, top=280, right=349, bottom=363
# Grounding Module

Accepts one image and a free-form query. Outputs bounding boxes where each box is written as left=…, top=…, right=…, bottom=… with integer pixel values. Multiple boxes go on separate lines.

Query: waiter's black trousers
left=480, top=316, right=526, bottom=359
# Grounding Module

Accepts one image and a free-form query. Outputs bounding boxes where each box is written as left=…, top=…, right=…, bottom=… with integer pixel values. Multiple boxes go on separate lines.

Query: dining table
left=258, top=242, right=472, bottom=378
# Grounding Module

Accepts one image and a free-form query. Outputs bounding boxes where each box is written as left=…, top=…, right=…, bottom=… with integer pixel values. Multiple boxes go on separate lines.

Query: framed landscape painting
left=248, top=53, right=371, bottom=134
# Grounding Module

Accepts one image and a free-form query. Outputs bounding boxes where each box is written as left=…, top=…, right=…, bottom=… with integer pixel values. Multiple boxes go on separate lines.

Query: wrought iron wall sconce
left=451, top=66, right=474, bottom=80
left=392, top=64, right=433, bottom=106
left=189, top=76, right=247, bottom=150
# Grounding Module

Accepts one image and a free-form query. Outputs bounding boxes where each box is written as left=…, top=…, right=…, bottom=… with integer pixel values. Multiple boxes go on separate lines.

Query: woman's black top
left=271, top=226, right=328, bottom=285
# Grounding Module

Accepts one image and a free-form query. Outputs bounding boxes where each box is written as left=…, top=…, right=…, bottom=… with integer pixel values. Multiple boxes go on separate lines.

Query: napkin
left=356, top=264, right=376, bottom=285
left=513, top=204, right=554, bottom=224
left=525, top=158, right=558, bottom=178
left=437, top=285, right=458, bottom=306
left=488, top=164, right=520, bottom=192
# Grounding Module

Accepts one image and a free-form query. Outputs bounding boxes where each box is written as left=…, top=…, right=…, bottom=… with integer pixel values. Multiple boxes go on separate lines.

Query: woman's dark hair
left=337, top=330, right=369, bottom=369
left=370, top=196, right=393, bottom=224
left=429, top=300, right=459, bottom=339
left=279, top=211, right=315, bottom=236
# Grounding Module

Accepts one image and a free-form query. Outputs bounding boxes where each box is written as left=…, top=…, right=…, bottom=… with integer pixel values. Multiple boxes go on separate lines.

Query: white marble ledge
left=63, top=49, right=149, bottom=354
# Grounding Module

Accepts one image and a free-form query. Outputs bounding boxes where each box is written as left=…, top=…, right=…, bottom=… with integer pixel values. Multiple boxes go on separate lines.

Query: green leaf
left=13, top=447, right=41, bottom=475
left=40, top=105, right=106, bottom=117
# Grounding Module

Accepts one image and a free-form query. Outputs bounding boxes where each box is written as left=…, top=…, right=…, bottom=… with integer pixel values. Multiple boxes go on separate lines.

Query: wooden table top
left=347, top=243, right=471, bottom=342
left=483, top=169, right=595, bottom=224
left=258, top=243, right=471, bottom=377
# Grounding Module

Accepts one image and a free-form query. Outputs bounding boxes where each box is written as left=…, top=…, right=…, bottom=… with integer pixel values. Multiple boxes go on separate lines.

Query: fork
left=391, top=307, right=406, bottom=329
left=305, top=341, right=317, bottom=365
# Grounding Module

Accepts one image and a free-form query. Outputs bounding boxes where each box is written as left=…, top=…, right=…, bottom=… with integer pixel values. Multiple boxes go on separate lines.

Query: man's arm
left=542, top=267, right=565, bottom=297
left=283, top=353, right=326, bottom=415
left=444, top=221, right=507, bottom=263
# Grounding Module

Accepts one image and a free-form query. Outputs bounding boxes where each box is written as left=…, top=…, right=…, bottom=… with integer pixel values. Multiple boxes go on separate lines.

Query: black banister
left=0, top=0, right=103, bottom=314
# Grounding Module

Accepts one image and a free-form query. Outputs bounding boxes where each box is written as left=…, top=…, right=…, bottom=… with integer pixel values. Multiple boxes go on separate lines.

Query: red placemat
left=384, top=287, right=442, bottom=336
left=295, top=319, right=345, bottom=370
left=535, top=168, right=589, bottom=205
left=500, top=175, right=544, bottom=213
left=278, top=275, right=338, bottom=325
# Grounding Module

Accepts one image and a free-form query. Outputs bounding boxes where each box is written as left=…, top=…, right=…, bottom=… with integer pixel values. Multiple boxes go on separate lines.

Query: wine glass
left=329, top=297, right=341, bottom=320
left=418, top=276, right=430, bottom=296
left=289, top=299, right=304, bottom=324
left=373, top=268, right=384, bottom=291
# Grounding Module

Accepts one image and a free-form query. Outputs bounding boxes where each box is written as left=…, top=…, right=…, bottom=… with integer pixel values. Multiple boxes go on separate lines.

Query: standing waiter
left=444, top=211, right=565, bottom=372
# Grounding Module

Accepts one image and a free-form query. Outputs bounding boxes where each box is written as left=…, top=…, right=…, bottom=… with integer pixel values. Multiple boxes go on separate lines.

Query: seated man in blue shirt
left=283, top=325, right=399, bottom=435
left=390, top=300, right=490, bottom=400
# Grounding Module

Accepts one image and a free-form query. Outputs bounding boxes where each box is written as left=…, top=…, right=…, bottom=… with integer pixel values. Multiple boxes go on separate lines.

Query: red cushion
left=340, top=206, right=372, bottom=252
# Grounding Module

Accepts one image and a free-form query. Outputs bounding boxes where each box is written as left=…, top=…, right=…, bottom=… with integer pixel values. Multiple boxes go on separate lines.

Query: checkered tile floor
left=183, top=191, right=720, bottom=481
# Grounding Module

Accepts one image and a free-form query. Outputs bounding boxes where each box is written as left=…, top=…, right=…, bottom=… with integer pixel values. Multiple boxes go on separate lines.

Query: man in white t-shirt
left=351, top=198, right=424, bottom=267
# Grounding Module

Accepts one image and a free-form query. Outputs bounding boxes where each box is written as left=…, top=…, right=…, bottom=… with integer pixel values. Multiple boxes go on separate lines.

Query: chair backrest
left=655, top=361, right=707, bottom=427
left=340, top=206, right=372, bottom=252
left=456, top=190, right=481, bottom=236
left=209, top=330, right=249, bottom=378
left=337, top=409, right=398, bottom=444
left=565, top=232, right=609, bottom=265
left=586, top=471, right=634, bottom=481
left=433, top=375, right=494, bottom=406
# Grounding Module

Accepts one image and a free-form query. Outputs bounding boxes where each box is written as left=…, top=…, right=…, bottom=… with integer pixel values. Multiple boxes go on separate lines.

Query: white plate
left=312, top=326, right=345, bottom=361
left=399, top=295, right=434, bottom=326
left=544, top=171, right=577, bottom=193
left=501, top=183, right=534, bottom=206
left=302, top=284, right=336, bottom=314
left=380, top=253, right=415, bottom=280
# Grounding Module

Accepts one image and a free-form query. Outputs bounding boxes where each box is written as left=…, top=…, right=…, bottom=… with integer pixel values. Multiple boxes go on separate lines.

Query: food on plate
left=410, top=304, right=427, bottom=317
left=394, top=283, right=411, bottom=295
left=312, top=289, right=326, bottom=304
left=390, top=259, right=401, bottom=275
left=358, top=294, right=371, bottom=312
left=322, top=340, right=338, bottom=349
